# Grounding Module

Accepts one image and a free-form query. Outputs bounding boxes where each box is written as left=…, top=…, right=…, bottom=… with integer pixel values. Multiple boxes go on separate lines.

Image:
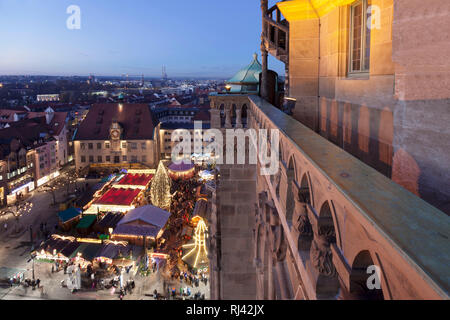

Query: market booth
left=34, top=235, right=78, bottom=262
left=84, top=188, right=142, bottom=214
left=94, top=212, right=124, bottom=235
left=114, top=173, right=153, bottom=190
left=167, top=161, right=195, bottom=180
left=76, top=215, right=98, bottom=235
left=111, top=205, right=171, bottom=246
left=69, top=242, right=103, bottom=269
left=59, top=240, right=82, bottom=262
left=57, top=207, right=82, bottom=231
left=95, top=240, right=133, bottom=266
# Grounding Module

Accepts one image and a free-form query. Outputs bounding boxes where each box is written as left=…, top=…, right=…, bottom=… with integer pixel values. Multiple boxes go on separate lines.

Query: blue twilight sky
left=0, top=0, right=284, bottom=78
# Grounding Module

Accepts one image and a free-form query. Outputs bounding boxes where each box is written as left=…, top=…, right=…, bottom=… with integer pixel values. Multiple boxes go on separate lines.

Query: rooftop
left=226, top=53, right=262, bottom=85
left=94, top=188, right=141, bottom=206
left=117, top=173, right=153, bottom=187
left=57, top=207, right=82, bottom=223
left=118, top=204, right=171, bottom=229
left=74, top=103, right=158, bottom=141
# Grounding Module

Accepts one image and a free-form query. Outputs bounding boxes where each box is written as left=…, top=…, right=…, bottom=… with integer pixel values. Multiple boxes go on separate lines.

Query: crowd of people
left=159, top=178, right=201, bottom=277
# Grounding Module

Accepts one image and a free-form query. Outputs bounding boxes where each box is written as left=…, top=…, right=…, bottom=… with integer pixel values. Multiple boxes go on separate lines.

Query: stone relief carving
left=297, top=213, right=313, bottom=238
left=310, top=225, right=337, bottom=277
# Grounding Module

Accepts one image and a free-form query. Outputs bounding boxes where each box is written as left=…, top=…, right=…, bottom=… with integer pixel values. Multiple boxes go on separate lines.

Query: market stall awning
left=36, top=237, right=73, bottom=255
left=112, top=224, right=161, bottom=238
left=94, top=188, right=141, bottom=206
left=97, top=243, right=133, bottom=260
left=59, top=241, right=80, bottom=259
left=168, top=161, right=195, bottom=172
left=116, top=173, right=153, bottom=187
left=118, top=205, right=171, bottom=230
left=70, top=243, right=103, bottom=262
left=76, top=215, right=97, bottom=229
left=96, top=212, right=124, bottom=230
left=58, top=207, right=81, bottom=223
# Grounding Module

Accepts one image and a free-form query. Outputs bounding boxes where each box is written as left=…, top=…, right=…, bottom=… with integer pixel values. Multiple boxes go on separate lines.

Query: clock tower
left=110, top=121, right=122, bottom=140
left=110, top=121, right=122, bottom=152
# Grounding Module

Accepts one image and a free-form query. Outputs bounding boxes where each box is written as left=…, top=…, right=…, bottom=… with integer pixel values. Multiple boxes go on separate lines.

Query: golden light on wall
left=277, top=0, right=355, bottom=21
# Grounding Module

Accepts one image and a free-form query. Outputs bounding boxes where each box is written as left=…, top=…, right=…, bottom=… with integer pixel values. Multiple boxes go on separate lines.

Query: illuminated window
left=349, top=0, right=371, bottom=74
left=105, top=142, right=110, bottom=149
left=121, top=142, right=127, bottom=149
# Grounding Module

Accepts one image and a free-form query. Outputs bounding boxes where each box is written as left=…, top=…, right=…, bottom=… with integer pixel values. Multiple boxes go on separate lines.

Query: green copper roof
left=227, top=53, right=262, bottom=85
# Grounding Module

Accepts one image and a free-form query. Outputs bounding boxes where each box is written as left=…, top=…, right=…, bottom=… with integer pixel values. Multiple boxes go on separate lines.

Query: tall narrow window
left=349, top=0, right=371, bottom=74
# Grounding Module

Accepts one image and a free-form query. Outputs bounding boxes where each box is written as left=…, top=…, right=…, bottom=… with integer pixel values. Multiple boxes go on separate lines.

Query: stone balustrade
left=208, top=92, right=449, bottom=300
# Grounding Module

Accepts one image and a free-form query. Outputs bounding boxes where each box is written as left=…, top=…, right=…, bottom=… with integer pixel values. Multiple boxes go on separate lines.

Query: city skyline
left=0, top=0, right=284, bottom=78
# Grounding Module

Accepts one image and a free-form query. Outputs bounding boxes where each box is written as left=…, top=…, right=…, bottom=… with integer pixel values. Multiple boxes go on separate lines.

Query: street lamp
left=27, top=252, right=37, bottom=281
left=225, top=85, right=231, bottom=93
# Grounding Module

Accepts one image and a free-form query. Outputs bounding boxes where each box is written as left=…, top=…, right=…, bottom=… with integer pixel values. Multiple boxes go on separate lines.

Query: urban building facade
left=263, top=0, right=450, bottom=214
left=0, top=124, right=59, bottom=205
left=73, top=103, right=161, bottom=172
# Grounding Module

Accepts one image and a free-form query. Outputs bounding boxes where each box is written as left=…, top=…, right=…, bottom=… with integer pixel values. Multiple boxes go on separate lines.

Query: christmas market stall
left=113, top=173, right=154, bottom=190
left=76, top=214, right=98, bottom=235
left=84, top=187, right=142, bottom=214
left=69, top=242, right=103, bottom=269
left=33, top=235, right=76, bottom=262
left=167, top=161, right=195, bottom=180
left=59, top=240, right=82, bottom=262
left=94, top=212, right=124, bottom=235
left=111, top=205, right=171, bottom=246
left=95, top=240, right=133, bottom=266
left=57, top=207, right=82, bottom=231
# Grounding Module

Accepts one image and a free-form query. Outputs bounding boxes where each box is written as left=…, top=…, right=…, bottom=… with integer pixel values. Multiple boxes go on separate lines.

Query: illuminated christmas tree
left=150, top=161, right=172, bottom=210
left=182, top=217, right=208, bottom=268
